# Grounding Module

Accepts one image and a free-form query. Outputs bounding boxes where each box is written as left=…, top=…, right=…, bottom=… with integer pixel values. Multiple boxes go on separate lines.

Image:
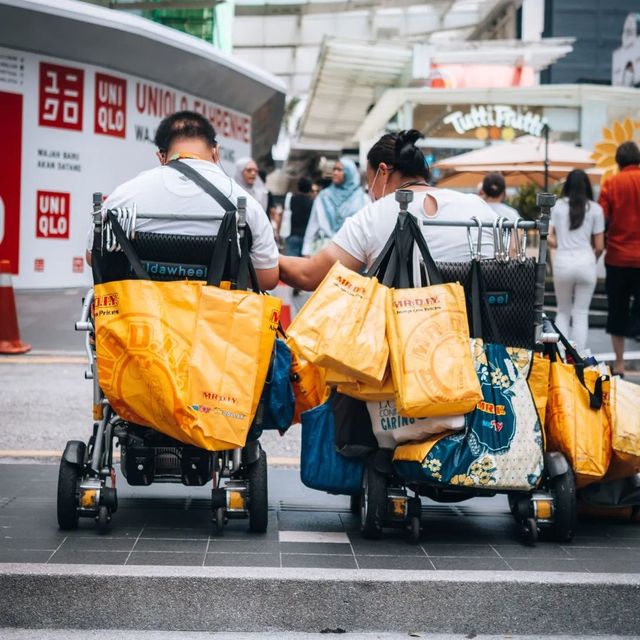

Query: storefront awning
left=297, top=38, right=413, bottom=147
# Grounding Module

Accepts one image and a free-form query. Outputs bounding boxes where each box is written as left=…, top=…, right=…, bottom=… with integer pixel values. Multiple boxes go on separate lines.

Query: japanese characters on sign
left=38, top=62, right=84, bottom=131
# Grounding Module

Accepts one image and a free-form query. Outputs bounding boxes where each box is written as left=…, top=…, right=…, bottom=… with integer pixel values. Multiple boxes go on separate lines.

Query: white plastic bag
left=368, top=399, right=464, bottom=448
left=280, top=192, right=292, bottom=240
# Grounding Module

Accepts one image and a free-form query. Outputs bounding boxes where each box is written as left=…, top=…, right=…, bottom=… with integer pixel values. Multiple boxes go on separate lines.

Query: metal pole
left=396, top=189, right=413, bottom=229
left=534, top=192, right=556, bottom=340
left=543, top=124, right=550, bottom=192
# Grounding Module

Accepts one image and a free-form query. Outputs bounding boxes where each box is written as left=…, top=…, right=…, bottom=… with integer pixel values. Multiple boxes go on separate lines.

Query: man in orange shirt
left=599, top=141, right=640, bottom=376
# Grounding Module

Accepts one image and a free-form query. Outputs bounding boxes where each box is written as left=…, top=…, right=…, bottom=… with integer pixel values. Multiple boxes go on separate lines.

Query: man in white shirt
left=87, top=111, right=279, bottom=291
left=479, top=172, right=520, bottom=223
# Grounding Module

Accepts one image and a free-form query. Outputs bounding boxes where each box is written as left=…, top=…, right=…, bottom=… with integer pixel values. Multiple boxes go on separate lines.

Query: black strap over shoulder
left=167, top=159, right=237, bottom=214
left=167, top=159, right=261, bottom=292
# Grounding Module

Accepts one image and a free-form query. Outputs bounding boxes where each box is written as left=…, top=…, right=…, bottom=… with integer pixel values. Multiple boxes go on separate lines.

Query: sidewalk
left=1, top=464, right=640, bottom=634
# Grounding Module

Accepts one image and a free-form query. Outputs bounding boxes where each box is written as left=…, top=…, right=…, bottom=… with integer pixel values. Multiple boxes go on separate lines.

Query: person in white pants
left=549, top=169, right=605, bottom=352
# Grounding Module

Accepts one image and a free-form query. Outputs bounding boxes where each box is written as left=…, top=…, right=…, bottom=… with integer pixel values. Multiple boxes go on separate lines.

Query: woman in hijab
left=234, top=157, right=270, bottom=212
left=302, top=157, right=366, bottom=255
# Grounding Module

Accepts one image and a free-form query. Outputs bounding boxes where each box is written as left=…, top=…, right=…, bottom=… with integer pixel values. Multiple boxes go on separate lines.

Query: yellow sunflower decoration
left=592, top=117, right=640, bottom=184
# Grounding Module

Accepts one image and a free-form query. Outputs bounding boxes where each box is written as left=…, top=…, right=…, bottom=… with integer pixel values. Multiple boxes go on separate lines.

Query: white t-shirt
left=486, top=201, right=520, bottom=223
left=550, top=198, right=605, bottom=252
left=87, top=159, right=279, bottom=270
left=333, top=189, right=499, bottom=272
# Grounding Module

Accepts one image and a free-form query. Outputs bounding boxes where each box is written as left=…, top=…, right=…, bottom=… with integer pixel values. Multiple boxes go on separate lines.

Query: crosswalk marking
left=279, top=531, right=350, bottom=544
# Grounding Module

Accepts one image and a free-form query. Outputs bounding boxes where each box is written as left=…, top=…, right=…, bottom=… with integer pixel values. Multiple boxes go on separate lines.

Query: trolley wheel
left=349, top=494, right=361, bottom=515
left=548, top=468, right=577, bottom=542
left=96, top=504, right=110, bottom=533
left=520, top=516, right=538, bottom=545
left=408, top=516, right=421, bottom=543
left=360, top=457, right=387, bottom=539
left=214, top=507, right=225, bottom=535
left=507, top=494, right=519, bottom=518
left=248, top=448, right=268, bottom=533
left=57, top=457, right=82, bottom=530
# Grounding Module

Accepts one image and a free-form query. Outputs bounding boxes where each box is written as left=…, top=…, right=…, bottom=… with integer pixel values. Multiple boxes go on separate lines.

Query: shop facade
left=0, top=0, right=285, bottom=288
left=355, top=84, right=640, bottom=180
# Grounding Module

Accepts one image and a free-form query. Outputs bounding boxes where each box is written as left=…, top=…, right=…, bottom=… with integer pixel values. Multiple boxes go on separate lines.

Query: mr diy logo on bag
left=333, top=273, right=366, bottom=298
left=93, top=292, right=119, bottom=317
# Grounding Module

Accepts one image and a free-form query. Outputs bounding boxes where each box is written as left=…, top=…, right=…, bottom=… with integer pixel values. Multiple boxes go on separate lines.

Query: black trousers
left=605, top=264, right=640, bottom=337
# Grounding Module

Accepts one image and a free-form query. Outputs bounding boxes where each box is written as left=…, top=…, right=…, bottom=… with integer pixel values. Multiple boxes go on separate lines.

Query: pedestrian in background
left=479, top=172, right=520, bottom=222
left=548, top=169, right=605, bottom=352
left=282, top=177, right=314, bottom=257
left=302, top=157, right=367, bottom=256
left=234, top=157, right=270, bottom=213
left=599, top=141, right=640, bottom=376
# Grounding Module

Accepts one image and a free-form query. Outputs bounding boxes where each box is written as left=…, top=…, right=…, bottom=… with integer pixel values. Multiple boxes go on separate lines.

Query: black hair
left=562, top=169, right=593, bottom=231
left=297, top=176, right=312, bottom=193
left=482, top=172, right=506, bottom=198
left=615, top=141, right=640, bottom=169
left=367, top=129, right=429, bottom=180
left=154, top=110, right=217, bottom=153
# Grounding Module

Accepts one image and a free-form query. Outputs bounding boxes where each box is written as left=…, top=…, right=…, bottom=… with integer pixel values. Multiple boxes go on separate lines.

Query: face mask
left=368, top=167, right=389, bottom=203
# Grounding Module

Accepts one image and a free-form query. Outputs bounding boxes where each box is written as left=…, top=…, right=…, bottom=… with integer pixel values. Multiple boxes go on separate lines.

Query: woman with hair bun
left=279, top=129, right=497, bottom=289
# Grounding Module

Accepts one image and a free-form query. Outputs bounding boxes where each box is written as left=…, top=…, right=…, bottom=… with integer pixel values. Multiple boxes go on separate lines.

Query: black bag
left=333, top=392, right=377, bottom=458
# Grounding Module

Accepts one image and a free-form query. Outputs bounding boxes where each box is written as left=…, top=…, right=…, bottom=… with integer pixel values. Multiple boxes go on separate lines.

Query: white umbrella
left=434, top=135, right=596, bottom=171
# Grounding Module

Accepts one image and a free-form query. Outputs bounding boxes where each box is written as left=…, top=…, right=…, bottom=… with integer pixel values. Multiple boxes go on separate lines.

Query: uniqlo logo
left=72, top=256, right=84, bottom=273
left=95, top=72, right=127, bottom=138
left=34, top=258, right=45, bottom=272
left=36, top=191, right=70, bottom=239
left=39, top=62, right=84, bottom=130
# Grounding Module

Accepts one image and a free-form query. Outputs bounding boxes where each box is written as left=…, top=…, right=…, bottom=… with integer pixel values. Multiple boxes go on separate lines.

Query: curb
left=1, top=564, right=639, bottom=634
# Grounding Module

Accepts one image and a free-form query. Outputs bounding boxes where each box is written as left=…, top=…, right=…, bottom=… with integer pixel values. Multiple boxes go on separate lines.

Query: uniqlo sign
left=36, top=191, right=70, bottom=239
left=95, top=72, right=126, bottom=138
left=38, top=62, right=84, bottom=131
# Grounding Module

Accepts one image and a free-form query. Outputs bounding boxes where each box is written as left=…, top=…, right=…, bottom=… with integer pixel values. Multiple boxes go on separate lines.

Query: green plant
left=507, top=182, right=562, bottom=220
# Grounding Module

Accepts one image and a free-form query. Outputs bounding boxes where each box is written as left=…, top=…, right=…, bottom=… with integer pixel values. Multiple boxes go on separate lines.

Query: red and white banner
left=0, top=46, right=252, bottom=288
left=0, top=91, right=22, bottom=274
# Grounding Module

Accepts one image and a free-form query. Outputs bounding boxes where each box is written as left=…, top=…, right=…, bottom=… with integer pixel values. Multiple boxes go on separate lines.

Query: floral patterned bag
left=392, top=261, right=545, bottom=491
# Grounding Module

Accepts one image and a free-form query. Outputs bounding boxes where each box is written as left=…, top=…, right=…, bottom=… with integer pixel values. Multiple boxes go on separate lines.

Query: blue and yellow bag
left=300, top=394, right=365, bottom=495
left=393, top=261, right=545, bottom=491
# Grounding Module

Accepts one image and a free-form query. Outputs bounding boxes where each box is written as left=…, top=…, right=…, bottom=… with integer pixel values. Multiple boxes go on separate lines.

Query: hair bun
left=397, top=129, right=423, bottom=147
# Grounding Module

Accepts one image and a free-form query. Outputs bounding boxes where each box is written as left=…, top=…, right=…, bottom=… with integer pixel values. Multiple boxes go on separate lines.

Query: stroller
left=57, top=190, right=269, bottom=534
left=354, top=191, right=576, bottom=544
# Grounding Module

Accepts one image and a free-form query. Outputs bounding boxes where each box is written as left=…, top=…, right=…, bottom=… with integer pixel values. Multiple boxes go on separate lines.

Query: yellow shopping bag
left=288, top=339, right=328, bottom=424
left=528, top=352, right=551, bottom=427
left=386, top=282, right=481, bottom=418
left=323, top=366, right=395, bottom=401
left=95, top=279, right=279, bottom=451
left=286, top=261, right=389, bottom=386
left=545, top=361, right=611, bottom=487
left=604, top=376, right=640, bottom=481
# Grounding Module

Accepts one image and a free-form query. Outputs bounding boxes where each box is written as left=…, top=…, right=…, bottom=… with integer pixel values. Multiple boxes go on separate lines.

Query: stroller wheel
left=408, top=516, right=421, bottom=543
left=57, top=454, right=83, bottom=530
left=360, top=456, right=387, bottom=540
left=214, top=507, right=225, bottom=534
left=548, top=468, right=577, bottom=542
left=96, top=504, right=110, bottom=533
left=248, top=448, right=268, bottom=533
left=520, top=516, right=538, bottom=545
